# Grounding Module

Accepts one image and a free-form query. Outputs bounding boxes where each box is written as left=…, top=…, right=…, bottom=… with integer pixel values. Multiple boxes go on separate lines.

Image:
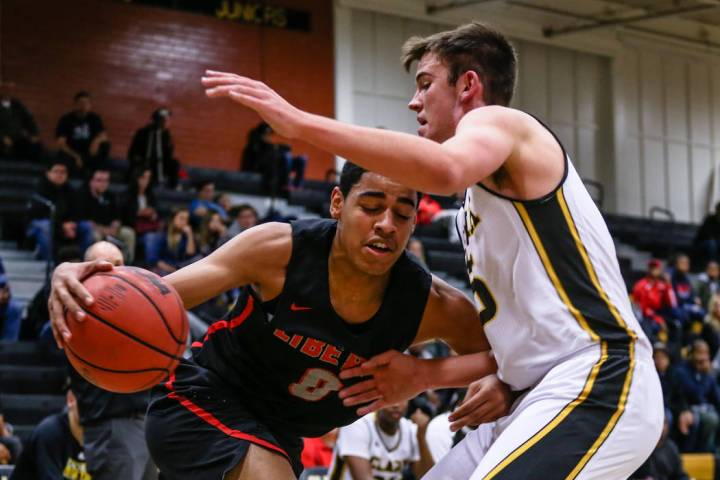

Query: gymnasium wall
left=0, top=0, right=335, bottom=177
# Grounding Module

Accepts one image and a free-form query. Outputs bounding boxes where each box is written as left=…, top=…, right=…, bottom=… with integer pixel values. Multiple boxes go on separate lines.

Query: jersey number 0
left=289, top=367, right=342, bottom=402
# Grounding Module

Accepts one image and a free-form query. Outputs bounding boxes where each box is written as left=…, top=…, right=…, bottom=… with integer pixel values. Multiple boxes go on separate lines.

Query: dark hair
left=89, top=167, right=110, bottom=179
left=74, top=91, right=90, bottom=102
left=339, top=162, right=368, bottom=197
left=46, top=156, right=70, bottom=171
left=229, top=204, right=258, bottom=219
left=196, top=180, right=214, bottom=191
left=401, top=21, right=517, bottom=106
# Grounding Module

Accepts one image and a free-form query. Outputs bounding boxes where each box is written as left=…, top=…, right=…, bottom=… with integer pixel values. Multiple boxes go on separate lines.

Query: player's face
left=331, top=173, right=417, bottom=276
left=378, top=401, right=409, bottom=425
left=408, top=53, right=464, bottom=143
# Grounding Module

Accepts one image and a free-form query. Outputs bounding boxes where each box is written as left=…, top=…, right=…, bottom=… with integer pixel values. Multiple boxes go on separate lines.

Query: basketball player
left=327, top=401, right=432, bottom=479
left=48, top=162, right=511, bottom=479
left=197, top=20, right=663, bottom=479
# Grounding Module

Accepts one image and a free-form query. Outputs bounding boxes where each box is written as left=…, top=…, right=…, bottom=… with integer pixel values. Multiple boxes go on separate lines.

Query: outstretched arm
left=201, top=71, right=518, bottom=195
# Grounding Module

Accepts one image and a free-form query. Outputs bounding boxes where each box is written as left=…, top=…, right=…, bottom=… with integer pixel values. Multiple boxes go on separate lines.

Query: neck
left=377, top=416, right=399, bottom=436
left=328, top=234, right=390, bottom=320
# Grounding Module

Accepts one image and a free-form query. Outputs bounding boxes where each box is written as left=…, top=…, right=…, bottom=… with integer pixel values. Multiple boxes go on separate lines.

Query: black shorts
left=145, top=360, right=304, bottom=479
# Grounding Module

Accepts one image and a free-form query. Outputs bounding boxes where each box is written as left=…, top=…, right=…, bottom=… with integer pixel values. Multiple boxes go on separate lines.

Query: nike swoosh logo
left=290, top=303, right=312, bottom=311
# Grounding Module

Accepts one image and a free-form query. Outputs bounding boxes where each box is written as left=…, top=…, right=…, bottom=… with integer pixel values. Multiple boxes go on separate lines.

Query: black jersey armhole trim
left=475, top=112, right=569, bottom=205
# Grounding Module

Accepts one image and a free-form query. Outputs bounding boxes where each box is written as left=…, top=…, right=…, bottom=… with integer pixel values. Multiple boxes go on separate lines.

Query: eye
left=361, top=205, right=381, bottom=214
left=421, top=81, right=431, bottom=90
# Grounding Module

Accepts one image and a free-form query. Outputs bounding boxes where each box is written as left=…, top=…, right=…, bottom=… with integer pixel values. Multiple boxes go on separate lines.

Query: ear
left=459, top=71, right=484, bottom=106
left=329, top=186, right=344, bottom=220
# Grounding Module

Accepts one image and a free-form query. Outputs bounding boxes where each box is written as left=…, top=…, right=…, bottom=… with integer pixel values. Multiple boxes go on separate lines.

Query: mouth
left=364, top=240, right=394, bottom=256
left=417, top=117, right=427, bottom=126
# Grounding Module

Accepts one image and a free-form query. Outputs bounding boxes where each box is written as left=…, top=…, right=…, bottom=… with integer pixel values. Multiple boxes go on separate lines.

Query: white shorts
left=424, top=346, right=663, bottom=480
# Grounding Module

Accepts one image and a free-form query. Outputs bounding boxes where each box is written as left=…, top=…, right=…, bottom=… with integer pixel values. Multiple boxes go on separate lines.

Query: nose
left=408, top=90, right=421, bottom=112
left=374, top=209, right=397, bottom=236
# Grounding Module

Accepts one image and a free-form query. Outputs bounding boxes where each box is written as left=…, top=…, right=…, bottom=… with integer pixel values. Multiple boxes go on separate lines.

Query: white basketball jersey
left=456, top=143, right=651, bottom=390
left=327, top=413, right=419, bottom=480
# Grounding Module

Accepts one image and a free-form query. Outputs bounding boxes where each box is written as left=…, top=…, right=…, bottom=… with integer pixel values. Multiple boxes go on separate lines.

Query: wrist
left=416, top=358, right=435, bottom=392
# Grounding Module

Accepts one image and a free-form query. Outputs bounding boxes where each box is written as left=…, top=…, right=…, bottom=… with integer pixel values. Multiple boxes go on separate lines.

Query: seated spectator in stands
left=0, top=81, right=41, bottom=161
left=671, top=253, right=706, bottom=324
left=153, top=208, right=198, bottom=275
left=695, top=261, right=720, bottom=309
left=324, top=168, right=338, bottom=184
left=26, top=158, right=79, bottom=261
left=407, top=237, right=427, bottom=266
left=198, top=212, right=230, bottom=256
left=0, top=398, right=22, bottom=466
left=417, top=193, right=442, bottom=225
left=674, top=340, right=720, bottom=453
left=695, top=202, right=720, bottom=264
left=190, top=181, right=227, bottom=225
left=632, top=259, right=681, bottom=344
left=328, top=401, right=432, bottom=479
left=10, top=389, right=87, bottom=478
left=630, top=414, right=688, bottom=480
left=654, top=342, right=691, bottom=433
left=66, top=241, right=156, bottom=480
left=227, top=204, right=259, bottom=238
left=301, top=429, right=338, bottom=470
left=74, top=168, right=136, bottom=264
left=56, top=91, right=110, bottom=177
left=127, top=108, right=179, bottom=188
left=0, top=274, right=22, bottom=342
left=121, top=168, right=160, bottom=238
left=215, top=193, right=233, bottom=215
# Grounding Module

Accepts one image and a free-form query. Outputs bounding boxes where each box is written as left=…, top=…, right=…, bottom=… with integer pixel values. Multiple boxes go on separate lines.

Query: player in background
left=328, top=401, right=433, bottom=480
left=199, top=20, right=663, bottom=480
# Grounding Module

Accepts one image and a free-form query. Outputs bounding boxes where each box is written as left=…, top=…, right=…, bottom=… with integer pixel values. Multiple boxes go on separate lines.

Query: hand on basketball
left=448, top=374, right=513, bottom=432
left=201, top=70, right=307, bottom=139
left=48, top=259, right=114, bottom=348
left=338, top=350, right=427, bottom=416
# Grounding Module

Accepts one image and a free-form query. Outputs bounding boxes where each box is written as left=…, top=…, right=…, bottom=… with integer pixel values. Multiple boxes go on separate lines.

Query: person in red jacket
left=632, top=259, right=682, bottom=343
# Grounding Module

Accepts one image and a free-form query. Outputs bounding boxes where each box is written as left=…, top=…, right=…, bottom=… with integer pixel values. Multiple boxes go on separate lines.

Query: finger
left=342, top=390, right=383, bottom=407
left=49, top=294, right=70, bottom=347
left=339, top=365, right=379, bottom=380
left=448, top=395, right=488, bottom=423
left=54, top=285, right=86, bottom=322
left=205, top=70, right=240, bottom=77
left=340, top=351, right=396, bottom=381
left=356, top=399, right=388, bottom=417
left=338, top=379, right=376, bottom=399
left=206, top=84, right=265, bottom=99
left=450, top=403, right=494, bottom=431
left=65, top=276, right=94, bottom=307
left=201, top=76, right=251, bottom=87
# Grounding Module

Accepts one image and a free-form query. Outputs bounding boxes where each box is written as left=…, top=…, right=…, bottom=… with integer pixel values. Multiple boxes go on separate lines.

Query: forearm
left=418, top=351, right=497, bottom=390
left=413, top=428, right=434, bottom=477
left=166, top=256, right=232, bottom=308
left=299, top=113, right=462, bottom=194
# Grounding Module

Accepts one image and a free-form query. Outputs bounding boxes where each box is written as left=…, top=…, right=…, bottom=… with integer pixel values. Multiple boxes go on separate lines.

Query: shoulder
left=426, top=275, right=473, bottom=313
left=33, top=413, right=66, bottom=442
left=458, top=106, right=530, bottom=132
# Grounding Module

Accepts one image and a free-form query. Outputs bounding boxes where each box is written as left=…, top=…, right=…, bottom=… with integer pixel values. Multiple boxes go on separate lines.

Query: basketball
left=64, top=266, right=188, bottom=393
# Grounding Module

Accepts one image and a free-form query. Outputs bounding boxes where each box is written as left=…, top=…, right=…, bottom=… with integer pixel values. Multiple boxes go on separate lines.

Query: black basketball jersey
left=188, top=219, right=432, bottom=438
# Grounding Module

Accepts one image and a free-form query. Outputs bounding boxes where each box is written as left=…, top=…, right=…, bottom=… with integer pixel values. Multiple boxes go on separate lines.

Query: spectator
left=198, top=211, right=230, bottom=256
left=632, top=259, right=680, bottom=343
left=56, top=91, right=110, bottom=176
left=0, top=399, right=22, bottom=466
left=74, top=168, right=136, bottom=264
left=241, top=122, right=297, bottom=196
left=695, top=202, right=720, bottom=264
left=26, top=158, right=78, bottom=260
left=10, top=389, right=88, bottom=478
left=653, top=343, right=690, bottom=434
left=630, top=415, right=688, bottom=480
left=153, top=208, right=198, bottom=275
left=327, top=401, right=433, bottom=479
left=674, top=339, right=720, bottom=452
left=241, top=121, right=272, bottom=173
left=301, top=429, right=338, bottom=469
left=417, top=193, right=442, bottom=225
left=695, top=261, right=720, bottom=309
left=670, top=253, right=705, bottom=324
left=324, top=168, right=339, bottom=184
left=215, top=193, right=233, bottom=215
left=407, top=237, right=427, bottom=266
left=67, top=241, right=156, bottom=480
left=227, top=204, right=259, bottom=238
left=121, top=168, right=160, bottom=237
left=0, top=81, right=41, bottom=160
left=127, top=108, right=179, bottom=188
left=0, top=274, right=23, bottom=342
left=189, top=181, right=227, bottom=224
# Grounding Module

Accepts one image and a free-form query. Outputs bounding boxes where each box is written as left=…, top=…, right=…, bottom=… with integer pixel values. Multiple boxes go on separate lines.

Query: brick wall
left=1, top=0, right=334, bottom=177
